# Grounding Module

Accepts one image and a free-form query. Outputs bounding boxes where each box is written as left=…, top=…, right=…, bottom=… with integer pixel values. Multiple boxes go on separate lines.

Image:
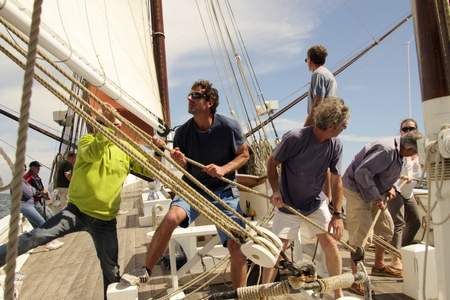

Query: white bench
left=146, top=224, right=224, bottom=290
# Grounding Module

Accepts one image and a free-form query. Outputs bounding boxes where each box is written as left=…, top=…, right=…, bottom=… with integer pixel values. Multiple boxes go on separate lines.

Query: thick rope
left=237, top=280, right=291, bottom=300
left=3, top=1, right=43, bottom=299
left=0, top=25, right=288, bottom=252
left=0, top=40, right=247, bottom=244
left=0, top=147, right=14, bottom=192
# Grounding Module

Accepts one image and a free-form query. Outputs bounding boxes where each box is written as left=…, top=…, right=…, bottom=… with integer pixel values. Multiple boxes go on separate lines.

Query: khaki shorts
left=272, top=200, right=331, bottom=240
left=344, top=188, right=393, bottom=247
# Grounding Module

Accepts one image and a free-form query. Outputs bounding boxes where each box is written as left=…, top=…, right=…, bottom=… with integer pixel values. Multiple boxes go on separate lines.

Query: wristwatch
left=332, top=211, right=343, bottom=219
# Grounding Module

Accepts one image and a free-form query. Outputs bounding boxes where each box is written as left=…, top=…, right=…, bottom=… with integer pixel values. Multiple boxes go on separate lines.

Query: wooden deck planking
left=15, top=181, right=414, bottom=300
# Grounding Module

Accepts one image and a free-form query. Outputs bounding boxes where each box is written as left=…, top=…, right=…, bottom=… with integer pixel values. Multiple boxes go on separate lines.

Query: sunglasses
left=188, top=92, right=207, bottom=100
left=304, top=58, right=308, bottom=63
left=401, top=126, right=416, bottom=132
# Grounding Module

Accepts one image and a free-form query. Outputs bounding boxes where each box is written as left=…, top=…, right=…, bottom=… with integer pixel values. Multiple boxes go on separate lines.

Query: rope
left=0, top=147, right=14, bottom=192
left=237, top=280, right=291, bottom=299
left=372, top=235, right=401, bottom=258
left=0, top=40, right=245, bottom=243
left=0, top=24, right=281, bottom=244
left=2, top=27, right=361, bottom=260
left=3, top=1, right=43, bottom=299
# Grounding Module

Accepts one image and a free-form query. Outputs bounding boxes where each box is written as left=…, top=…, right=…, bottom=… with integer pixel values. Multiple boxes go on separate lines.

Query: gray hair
left=400, top=132, right=422, bottom=153
left=314, top=97, right=350, bottom=130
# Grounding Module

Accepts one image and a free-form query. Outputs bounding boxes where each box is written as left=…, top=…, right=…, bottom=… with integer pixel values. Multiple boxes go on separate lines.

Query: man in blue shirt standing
left=262, top=98, right=349, bottom=299
left=145, top=80, right=250, bottom=288
left=343, top=131, right=422, bottom=295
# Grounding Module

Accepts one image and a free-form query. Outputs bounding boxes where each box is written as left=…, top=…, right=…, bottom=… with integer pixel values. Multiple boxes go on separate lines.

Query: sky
left=0, top=0, right=422, bottom=188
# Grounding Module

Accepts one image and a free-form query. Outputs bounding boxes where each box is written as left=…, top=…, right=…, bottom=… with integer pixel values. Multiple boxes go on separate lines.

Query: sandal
left=371, top=265, right=402, bottom=278
left=348, top=282, right=364, bottom=296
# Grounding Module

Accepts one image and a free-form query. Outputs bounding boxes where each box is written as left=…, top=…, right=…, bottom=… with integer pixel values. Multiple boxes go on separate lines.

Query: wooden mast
left=150, top=0, right=171, bottom=128
left=412, top=1, right=450, bottom=299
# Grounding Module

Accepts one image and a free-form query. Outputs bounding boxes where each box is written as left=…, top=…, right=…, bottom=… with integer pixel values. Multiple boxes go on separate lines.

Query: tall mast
left=150, top=0, right=171, bottom=128
left=412, top=1, right=450, bottom=299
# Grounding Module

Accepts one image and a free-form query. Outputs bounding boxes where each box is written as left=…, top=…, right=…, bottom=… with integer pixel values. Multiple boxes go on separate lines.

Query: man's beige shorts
left=272, top=200, right=331, bottom=240
left=344, top=188, right=393, bottom=247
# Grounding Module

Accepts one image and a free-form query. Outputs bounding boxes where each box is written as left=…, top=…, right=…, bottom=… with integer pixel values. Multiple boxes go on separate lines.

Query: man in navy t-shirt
left=145, top=80, right=250, bottom=288
left=262, top=98, right=349, bottom=299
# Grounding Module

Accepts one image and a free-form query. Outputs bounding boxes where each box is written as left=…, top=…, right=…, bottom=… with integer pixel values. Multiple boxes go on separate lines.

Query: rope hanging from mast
left=3, top=1, right=43, bottom=299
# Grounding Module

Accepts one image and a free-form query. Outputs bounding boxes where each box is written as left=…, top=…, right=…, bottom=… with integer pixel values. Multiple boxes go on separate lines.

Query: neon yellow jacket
left=69, top=131, right=149, bottom=220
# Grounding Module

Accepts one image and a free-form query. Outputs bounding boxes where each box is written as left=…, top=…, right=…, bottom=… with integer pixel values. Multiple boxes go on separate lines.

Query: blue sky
left=0, top=0, right=422, bottom=186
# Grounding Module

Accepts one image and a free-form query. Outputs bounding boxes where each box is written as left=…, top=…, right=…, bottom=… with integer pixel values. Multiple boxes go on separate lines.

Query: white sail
left=0, top=0, right=164, bottom=130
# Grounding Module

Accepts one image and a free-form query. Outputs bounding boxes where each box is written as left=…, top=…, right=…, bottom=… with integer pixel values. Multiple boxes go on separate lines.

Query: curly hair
left=191, top=79, right=219, bottom=114
left=314, top=97, right=350, bottom=130
left=307, top=45, right=328, bottom=66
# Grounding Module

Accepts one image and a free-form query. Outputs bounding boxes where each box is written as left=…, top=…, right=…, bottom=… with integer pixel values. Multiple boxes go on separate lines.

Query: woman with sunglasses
left=387, top=118, right=422, bottom=275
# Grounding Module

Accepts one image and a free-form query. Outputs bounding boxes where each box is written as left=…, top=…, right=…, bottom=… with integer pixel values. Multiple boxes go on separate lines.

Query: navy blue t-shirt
left=173, top=114, right=245, bottom=191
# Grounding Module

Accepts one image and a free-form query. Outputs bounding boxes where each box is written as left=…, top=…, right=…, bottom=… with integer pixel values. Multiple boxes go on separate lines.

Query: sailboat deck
left=16, top=184, right=413, bottom=300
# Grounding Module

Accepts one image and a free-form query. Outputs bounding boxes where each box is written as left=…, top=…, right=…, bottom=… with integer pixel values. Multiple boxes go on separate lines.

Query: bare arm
left=267, top=155, right=283, bottom=208
left=203, top=144, right=250, bottom=177
left=304, top=95, right=323, bottom=127
left=328, top=173, right=344, bottom=239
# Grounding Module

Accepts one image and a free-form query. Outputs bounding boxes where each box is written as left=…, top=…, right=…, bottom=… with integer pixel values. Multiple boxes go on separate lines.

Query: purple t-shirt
left=273, top=126, right=343, bottom=215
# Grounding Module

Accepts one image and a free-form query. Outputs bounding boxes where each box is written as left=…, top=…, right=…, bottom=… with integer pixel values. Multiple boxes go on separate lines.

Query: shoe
left=348, top=283, right=364, bottom=296
left=45, top=239, right=64, bottom=250
left=371, top=265, right=402, bottom=278
left=121, top=267, right=150, bottom=286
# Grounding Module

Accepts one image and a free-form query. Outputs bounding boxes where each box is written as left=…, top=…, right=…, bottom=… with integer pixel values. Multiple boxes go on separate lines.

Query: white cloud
left=164, top=0, right=322, bottom=85
left=340, top=134, right=393, bottom=142
left=273, top=117, right=304, bottom=133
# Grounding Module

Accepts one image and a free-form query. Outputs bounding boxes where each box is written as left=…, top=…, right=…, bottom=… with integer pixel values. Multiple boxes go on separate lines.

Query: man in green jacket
left=0, top=106, right=148, bottom=299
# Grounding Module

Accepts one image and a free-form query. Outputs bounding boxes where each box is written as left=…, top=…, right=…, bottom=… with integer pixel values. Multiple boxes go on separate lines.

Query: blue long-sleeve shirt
left=343, top=137, right=402, bottom=202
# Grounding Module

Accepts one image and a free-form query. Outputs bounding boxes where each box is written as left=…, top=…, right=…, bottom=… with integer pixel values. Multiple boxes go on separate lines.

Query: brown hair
left=307, top=45, right=328, bottom=65
left=191, top=79, right=219, bottom=114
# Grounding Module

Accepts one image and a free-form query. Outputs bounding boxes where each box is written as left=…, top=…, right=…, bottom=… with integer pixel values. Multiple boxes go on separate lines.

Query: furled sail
left=0, top=0, right=165, bottom=131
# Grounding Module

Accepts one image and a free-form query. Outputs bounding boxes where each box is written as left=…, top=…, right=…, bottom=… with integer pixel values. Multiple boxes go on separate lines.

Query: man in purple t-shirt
left=262, top=98, right=349, bottom=300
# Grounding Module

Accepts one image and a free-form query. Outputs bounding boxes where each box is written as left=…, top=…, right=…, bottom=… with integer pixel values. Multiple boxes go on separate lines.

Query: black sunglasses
left=401, top=126, right=416, bottom=132
left=188, top=92, right=207, bottom=100
left=304, top=58, right=308, bottom=63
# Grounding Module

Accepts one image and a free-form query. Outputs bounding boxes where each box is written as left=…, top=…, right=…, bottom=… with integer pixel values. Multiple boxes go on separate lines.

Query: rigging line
left=0, top=137, right=51, bottom=170
left=206, top=1, right=263, bottom=160
left=195, top=0, right=237, bottom=120
left=204, top=1, right=248, bottom=130
left=208, top=1, right=266, bottom=155
left=0, top=107, right=72, bottom=148
left=0, top=103, right=61, bottom=134
left=205, top=0, right=249, bottom=126
left=214, top=0, right=270, bottom=143
left=244, top=14, right=412, bottom=138
left=1, top=28, right=283, bottom=252
left=83, top=0, right=107, bottom=88
left=205, top=2, right=256, bottom=143
left=0, top=41, right=259, bottom=244
left=224, top=0, right=280, bottom=140
left=206, top=1, right=261, bottom=143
